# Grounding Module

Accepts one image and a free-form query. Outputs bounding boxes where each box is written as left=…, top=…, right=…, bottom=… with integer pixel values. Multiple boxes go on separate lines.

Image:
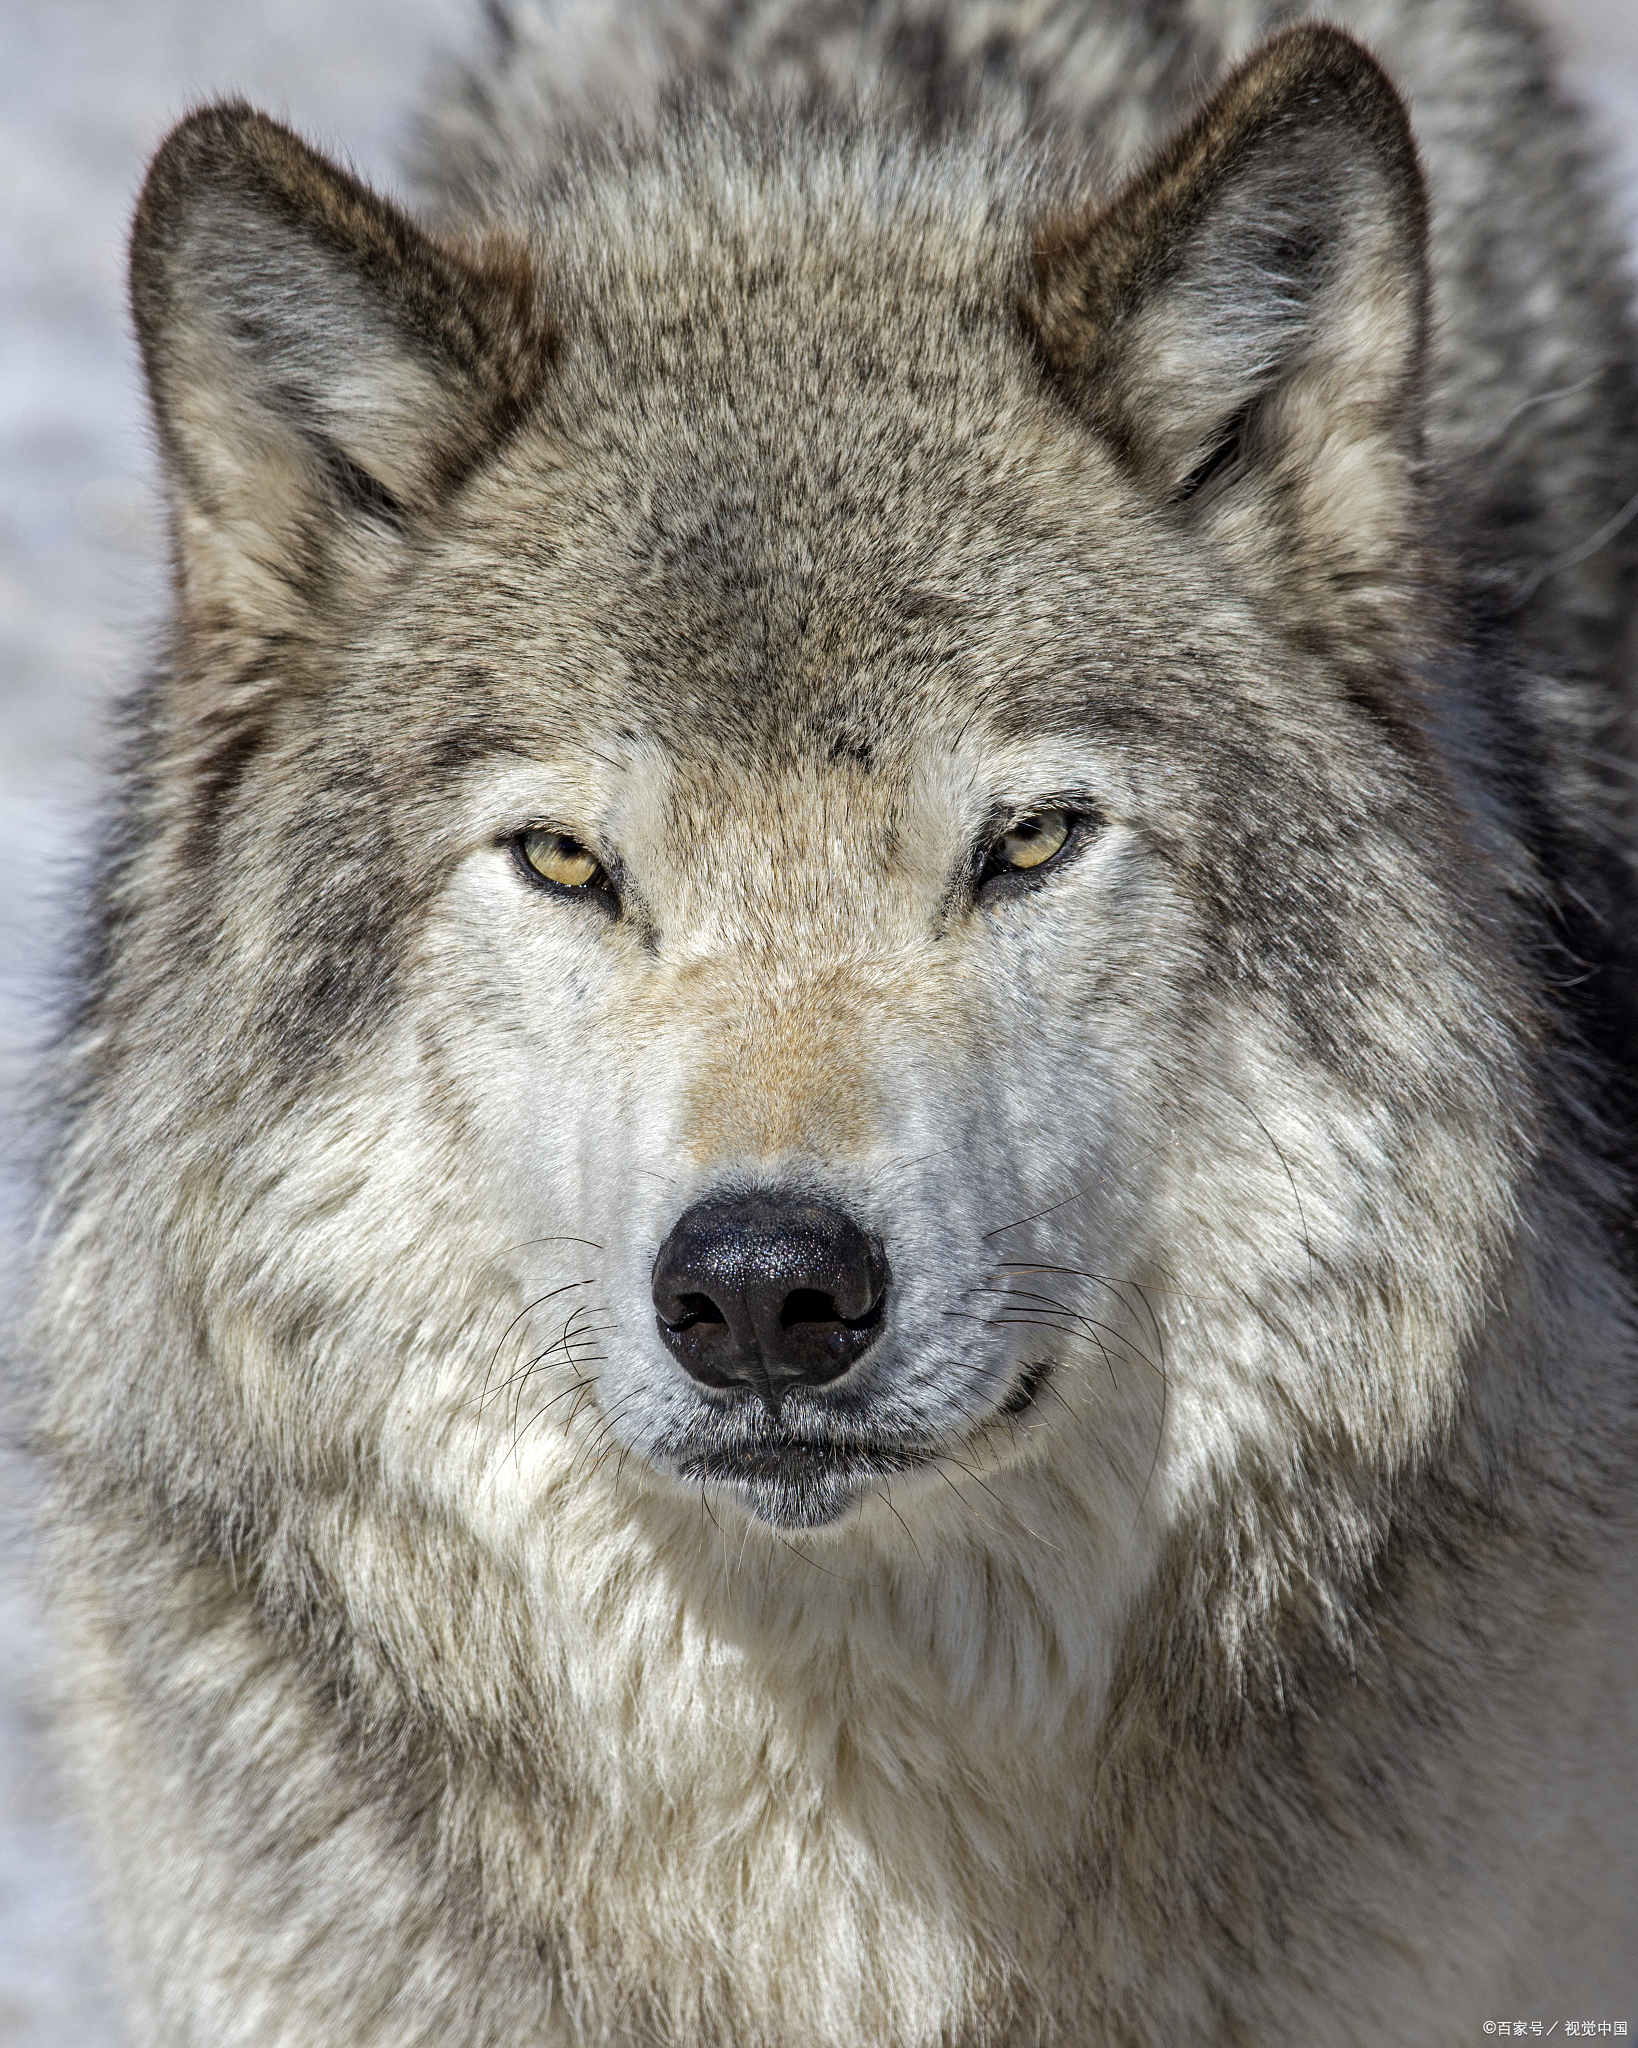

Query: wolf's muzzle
left=651, top=1191, right=889, bottom=1417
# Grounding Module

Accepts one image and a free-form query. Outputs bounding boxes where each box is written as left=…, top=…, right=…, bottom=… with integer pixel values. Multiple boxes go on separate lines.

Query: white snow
left=0, top=2, right=1633, bottom=2040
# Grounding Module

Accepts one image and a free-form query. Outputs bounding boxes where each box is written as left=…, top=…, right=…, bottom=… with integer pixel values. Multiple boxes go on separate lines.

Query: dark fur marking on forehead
left=407, top=668, right=530, bottom=778
left=823, top=730, right=875, bottom=772
left=420, top=723, right=527, bottom=777
left=896, top=586, right=969, bottom=624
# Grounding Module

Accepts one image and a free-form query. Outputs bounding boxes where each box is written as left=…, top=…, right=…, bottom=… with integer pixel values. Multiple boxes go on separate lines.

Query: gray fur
left=25, top=2, right=1638, bottom=2043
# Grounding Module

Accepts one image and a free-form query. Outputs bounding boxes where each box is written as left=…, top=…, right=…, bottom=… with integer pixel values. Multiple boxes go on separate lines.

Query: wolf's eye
left=976, top=807, right=1076, bottom=896
left=993, top=810, right=1071, bottom=871
left=516, top=828, right=611, bottom=898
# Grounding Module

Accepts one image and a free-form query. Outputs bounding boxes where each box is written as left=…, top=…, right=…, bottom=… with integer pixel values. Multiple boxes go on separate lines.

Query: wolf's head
left=91, top=28, right=1532, bottom=1590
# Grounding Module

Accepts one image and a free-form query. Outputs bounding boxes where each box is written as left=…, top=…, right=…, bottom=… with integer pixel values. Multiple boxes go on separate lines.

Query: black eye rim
left=508, top=826, right=621, bottom=910
left=972, top=803, right=1098, bottom=899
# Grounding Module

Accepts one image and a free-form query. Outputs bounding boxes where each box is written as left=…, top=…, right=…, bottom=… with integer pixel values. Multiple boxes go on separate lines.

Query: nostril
left=662, top=1291, right=728, bottom=1331
left=779, top=1287, right=839, bottom=1330
left=778, top=1287, right=882, bottom=1332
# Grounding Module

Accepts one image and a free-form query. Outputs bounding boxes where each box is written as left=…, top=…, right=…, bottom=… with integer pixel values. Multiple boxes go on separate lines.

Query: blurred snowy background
left=1, top=2, right=1635, bottom=2040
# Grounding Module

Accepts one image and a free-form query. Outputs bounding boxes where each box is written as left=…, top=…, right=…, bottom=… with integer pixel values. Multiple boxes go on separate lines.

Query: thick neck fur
left=48, top=1115, right=1629, bottom=2045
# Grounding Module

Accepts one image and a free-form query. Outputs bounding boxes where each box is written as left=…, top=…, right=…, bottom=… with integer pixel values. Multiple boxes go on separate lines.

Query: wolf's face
left=115, top=35, right=1531, bottom=1564
left=413, top=466, right=1184, bottom=1529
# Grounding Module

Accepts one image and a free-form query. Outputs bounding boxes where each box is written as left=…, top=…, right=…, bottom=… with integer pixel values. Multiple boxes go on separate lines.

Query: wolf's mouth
left=667, top=1435, right=934, bottom=1528
left=656, top=1357, right=1052, bottom=1527
left=655, top=1388, right=939, bottom=1527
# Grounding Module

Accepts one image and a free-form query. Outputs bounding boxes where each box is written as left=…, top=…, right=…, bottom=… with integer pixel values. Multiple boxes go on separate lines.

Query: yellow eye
left=519, top=828, right=606, bottom=891
left=993, top=809, right=1071, bottom=872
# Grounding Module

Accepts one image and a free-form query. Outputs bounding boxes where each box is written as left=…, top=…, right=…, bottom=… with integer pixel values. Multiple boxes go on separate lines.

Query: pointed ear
left=131, top=102, right=551, bottom=644
left=1023, top=27, right=1430, bottom=649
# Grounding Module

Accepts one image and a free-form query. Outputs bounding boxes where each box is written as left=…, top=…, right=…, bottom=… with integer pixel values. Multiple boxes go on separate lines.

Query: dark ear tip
left=1027, top=19, right=1424, bottom=322
left=137, top=99, right=294, bottom=217
left=127, top=88, right=553, bottom=485
left=1220, top=23, right=1418, bottom=158
left=1249, top=20, right=1394, bottom=74
left=130, top=101, right=415, bottom=356
left=132, top=101, right=301, bottom=314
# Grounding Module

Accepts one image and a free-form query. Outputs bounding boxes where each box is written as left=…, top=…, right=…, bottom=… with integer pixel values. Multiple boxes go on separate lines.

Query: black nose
left=651, top=1192, right=889, bottom=1413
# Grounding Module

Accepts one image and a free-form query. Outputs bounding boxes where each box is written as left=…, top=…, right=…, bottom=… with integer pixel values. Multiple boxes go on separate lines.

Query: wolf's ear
left=1024, top=27, right=1429, bottom=644
left=131, top=102, right=550, bottom=640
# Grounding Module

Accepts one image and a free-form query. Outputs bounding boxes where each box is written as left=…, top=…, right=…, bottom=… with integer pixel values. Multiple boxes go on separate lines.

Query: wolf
left=26, top=0, right=1638, bottom=2040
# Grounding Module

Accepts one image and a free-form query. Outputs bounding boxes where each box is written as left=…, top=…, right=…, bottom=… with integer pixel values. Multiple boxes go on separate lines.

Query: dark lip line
left=667, top=1442, right=936, bottom=1486
left=662, top=1358, right=1055, bottom=1489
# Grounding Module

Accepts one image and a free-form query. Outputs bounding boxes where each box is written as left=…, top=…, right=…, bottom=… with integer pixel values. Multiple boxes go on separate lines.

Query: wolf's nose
left=651, top=1192, right=889, bottom=1412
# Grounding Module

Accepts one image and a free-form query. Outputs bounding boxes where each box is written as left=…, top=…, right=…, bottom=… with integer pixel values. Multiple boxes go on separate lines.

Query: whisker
left=503, top=1322, right=615, bottom=1436
left=950, top=1247, right=1176, bottom=1527
left=563, top=1386, right=650, bottom=1488
left=479, top=1311, right=618, bottom=1418
left=490, top=1234, right=606, bottom=1259
left=571, top=1413, right=622, bottom=1485
left=875, top=1484, right=927, bottom=1572
left=981, top=1184, right=1102, bottom=1242
left=935, top=1465, right=1010, bottom=1543
left=511, top=1362, right=607, bottom=1464
left=944, top=1305, right=1124, bottom=1387
left=1213, top=1086, right=1316, bottom=1284
left=476, top=1279, right=597, bottom=1410
left=989, top=1262, right=1226, bottom=1308
left=771, top=1534, right=853, bottom=1582
left=1130, top=1281, right=1169, bottom=1532
left=962, top=1284, right=1162, bottom=1384
left=943, top=1454, right=1068, bottom=1555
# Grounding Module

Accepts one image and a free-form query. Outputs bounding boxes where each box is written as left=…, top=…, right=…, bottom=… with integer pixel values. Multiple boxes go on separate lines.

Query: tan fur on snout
left=680, top=967, right=889, bottom=1165
left=669, top=882, right=977, bottom=1172
left=616, top=757, right=981, bottom=1171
